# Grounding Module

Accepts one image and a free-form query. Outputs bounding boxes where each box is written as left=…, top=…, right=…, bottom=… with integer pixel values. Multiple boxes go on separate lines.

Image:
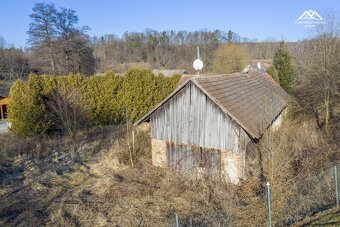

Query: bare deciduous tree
left=28, top=3, right=58, bottom=75
left=27, top=3, right=95, bottom=76
left=46, top=87, right=90, bottom=137
left=294, top=12, right=340, bottom=131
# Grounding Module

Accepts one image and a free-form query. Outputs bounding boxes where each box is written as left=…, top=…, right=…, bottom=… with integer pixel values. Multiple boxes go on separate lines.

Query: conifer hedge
left=8, top=69, right=180, bottom=137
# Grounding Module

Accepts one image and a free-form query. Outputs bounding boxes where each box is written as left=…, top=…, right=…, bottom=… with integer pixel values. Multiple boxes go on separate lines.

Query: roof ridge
left=192, top=73, right=243, bottom=81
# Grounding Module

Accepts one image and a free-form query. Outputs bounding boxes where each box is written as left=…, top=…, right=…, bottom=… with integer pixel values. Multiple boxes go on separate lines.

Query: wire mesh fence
left=173, top=164, right=340, bottom=226
left=271, top=164, right=339, bottom=225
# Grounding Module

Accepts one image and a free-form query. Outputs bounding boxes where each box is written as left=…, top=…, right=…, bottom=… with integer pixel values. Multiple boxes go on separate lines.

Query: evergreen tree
left=266, top=66, right=279, bottom=82
left=273, top=41, right=294, bottom=92
left=227, top=30, right=233, bottom=44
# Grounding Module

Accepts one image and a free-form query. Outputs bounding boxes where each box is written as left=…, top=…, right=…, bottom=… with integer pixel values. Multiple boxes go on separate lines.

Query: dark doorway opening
left=0, top=105, right=7, bottom=119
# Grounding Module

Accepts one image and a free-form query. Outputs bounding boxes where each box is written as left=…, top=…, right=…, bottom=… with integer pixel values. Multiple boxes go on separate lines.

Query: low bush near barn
left=8, top=69, right=180, bottom=137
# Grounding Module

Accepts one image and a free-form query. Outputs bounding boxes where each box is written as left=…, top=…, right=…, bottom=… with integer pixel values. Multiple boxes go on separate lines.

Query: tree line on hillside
left=92, top=29, right=260, bottom=72
left=0, top=2, right=283, bottom=83
left=0, top=38, right=30, bottom=82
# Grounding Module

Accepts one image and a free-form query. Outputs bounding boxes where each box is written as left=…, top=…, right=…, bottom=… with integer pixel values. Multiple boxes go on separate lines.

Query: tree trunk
left=126, top=122, right=134, bottom=168
left=48, top=46, right=57, bottom=75
left=324, top=88, right=330, bottom=130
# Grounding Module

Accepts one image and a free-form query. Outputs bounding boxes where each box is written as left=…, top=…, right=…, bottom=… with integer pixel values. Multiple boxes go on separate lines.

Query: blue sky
left=0, top=0, right=339, bottom=48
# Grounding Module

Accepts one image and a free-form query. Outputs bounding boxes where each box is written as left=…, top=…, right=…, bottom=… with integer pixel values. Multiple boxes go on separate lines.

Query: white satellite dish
left=193, top=47, right=204, bottom=74
left=193, top=59, right=203, bottom=71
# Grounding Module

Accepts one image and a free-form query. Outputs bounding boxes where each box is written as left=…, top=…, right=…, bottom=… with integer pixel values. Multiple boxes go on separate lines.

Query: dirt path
left=0, top=121, right=8, bottom=133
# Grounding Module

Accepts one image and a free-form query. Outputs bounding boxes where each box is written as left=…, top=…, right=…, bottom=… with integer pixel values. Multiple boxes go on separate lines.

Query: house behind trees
left=135, top=70, right=287, bottom=183
left=0, top=87, right=9, bottom=120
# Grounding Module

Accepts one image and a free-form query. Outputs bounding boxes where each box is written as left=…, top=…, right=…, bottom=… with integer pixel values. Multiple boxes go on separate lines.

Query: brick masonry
left=151, top=138, right=167, bottom=167
left=151, top=138, right=245, bottom=184
left=221, top=151, right=244, bottom=184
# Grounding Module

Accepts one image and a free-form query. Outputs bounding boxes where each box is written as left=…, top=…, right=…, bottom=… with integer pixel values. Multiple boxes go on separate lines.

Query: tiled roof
left=135, top=71, right=287, bottom=139
left=193, top=72, right=287, bottom=138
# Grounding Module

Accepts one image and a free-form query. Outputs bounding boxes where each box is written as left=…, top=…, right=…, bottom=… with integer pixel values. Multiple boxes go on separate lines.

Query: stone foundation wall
left=221, top=151, right=244, bottom=184
left=150, top=138, right=245, bottom=184
left=151, top=139, right=167, bottom=167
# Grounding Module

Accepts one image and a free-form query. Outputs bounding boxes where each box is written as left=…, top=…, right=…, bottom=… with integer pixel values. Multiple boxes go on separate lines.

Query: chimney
left=257, top=62, right=262, bottom=70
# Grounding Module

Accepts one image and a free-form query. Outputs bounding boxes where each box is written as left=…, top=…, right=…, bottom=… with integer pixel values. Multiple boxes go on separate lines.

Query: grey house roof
left=152, top=69, right=187, bottom=77
left=135, top=71, right=287, bottom=139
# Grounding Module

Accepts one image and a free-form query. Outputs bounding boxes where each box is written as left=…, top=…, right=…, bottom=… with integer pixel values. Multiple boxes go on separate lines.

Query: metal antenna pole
left=267, top=182, right=272, bottom=227
left=197, top=47, right=200, bottom=75
left=335, top=165, right=339, bottom=206
left=193, top=46, right=203, bottom=75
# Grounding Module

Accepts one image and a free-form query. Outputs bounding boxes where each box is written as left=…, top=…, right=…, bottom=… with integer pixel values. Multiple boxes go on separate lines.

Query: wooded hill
left=0, top=3, right=288, bottom=82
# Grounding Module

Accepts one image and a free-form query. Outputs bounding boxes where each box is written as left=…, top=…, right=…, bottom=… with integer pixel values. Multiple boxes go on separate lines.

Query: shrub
left=120, top=69, right=180, bottom=122
left=8, top=69, right=180, bottom=137
left=46, top=87, right=91, bottom=137
left=212, top=44, right=247, bottom=73
left=9, top=76, right=51, bottom=137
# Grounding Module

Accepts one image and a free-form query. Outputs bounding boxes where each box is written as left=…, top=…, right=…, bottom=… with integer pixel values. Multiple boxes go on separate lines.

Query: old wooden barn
left=134, top=71, right=287, bottom=183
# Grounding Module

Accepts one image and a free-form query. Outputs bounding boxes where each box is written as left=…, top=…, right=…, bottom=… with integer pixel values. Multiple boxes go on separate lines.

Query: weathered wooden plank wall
left=150, top=82, right=251, bottom=152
